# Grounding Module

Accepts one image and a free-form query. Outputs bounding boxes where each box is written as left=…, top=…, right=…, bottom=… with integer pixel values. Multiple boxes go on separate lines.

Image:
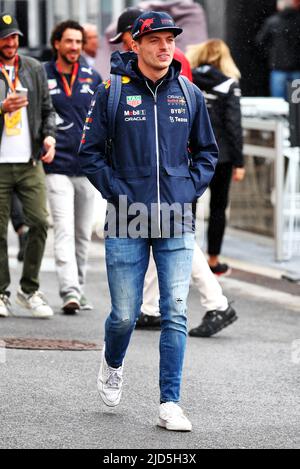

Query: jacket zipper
left=146, top=80, right=164, bottom=237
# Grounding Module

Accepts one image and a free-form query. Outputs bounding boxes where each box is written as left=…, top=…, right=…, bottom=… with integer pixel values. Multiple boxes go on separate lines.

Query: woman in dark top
left=186, top=39, right=245, bottom=276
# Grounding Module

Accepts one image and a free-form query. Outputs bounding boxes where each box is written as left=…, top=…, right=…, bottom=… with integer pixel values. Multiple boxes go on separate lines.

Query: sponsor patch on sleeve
left=122, top=76, right=131, bottom=84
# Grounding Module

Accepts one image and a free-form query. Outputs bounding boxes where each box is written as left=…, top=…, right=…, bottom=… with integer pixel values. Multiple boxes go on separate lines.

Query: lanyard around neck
left=0, top=55, right=19, bottom=92
left=56, top=61, right=79, bottom=97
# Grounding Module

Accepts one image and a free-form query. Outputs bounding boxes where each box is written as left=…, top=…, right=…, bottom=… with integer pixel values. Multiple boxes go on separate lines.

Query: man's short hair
left=50, top=20, right=86, bottom=56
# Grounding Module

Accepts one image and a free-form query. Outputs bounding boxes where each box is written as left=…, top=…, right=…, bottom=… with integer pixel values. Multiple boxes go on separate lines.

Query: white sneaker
left=79, top=295, right=93, bottom=311
left=16, top=289, right=54, bottom=319
left=157, top=402, right=192, bottom=432
left=0, top=294, right=11, bottom=318
left=97, top=346, right=124, bottom=407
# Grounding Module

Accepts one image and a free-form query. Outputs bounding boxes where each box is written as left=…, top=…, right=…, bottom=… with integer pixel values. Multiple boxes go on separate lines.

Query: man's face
left=84, top=29, right=99, bottom=57
left=132, top=31, right=175, bottom=73
left=121, top=31, right=134, bottom=52
left=0, top=34, right=19, bottom=62
left=55, top=28, right=83, bottom=65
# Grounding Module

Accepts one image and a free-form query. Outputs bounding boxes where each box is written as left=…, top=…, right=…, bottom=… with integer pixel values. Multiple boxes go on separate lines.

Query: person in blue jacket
left=79, top=12, right=218, bottom=431
left=44, top=21, right=102, bottom=314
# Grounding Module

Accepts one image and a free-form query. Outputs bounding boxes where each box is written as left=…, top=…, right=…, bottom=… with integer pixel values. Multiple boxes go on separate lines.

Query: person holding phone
left=0, top=12, right=56, bottom=319
left=15, top=86, right=28, bottom=97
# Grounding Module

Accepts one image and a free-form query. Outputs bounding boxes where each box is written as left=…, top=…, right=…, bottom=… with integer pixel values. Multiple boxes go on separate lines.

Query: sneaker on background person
left=79, top=294, right=93, bottom=311
left=16, top=289, right=54, bottom=319
left=135, top=312, right=161, bottom=329
left=62, top=295, right=80, bottom=315
left=189, top=304, right=238, bottom=338
left=209, top=262, right=232, bottom=277
left=0, top=293, right=12, bottom=318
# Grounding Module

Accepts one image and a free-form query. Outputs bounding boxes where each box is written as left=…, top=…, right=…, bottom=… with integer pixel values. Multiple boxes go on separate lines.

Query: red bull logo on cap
left=139, top=18, right=154, bottom=33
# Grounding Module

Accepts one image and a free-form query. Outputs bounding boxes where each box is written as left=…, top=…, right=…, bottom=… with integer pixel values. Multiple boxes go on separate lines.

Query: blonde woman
left=186, top=39, right=245, bottom=277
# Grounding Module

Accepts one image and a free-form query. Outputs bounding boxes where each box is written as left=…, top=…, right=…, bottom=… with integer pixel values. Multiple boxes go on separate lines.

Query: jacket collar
left=51, top=57, right=88, bottom=75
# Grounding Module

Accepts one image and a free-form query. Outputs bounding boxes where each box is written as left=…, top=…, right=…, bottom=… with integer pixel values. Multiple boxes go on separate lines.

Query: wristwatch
left=0, top=101, right=4, bottom=114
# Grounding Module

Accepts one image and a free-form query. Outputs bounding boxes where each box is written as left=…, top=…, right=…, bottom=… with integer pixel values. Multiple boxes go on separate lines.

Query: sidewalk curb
left=223, top=256, right=299, bottom=282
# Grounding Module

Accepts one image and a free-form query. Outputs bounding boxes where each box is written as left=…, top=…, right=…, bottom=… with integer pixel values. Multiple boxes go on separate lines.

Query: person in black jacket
left=256, top=0, right=300, bottom=99
left=186, top=39, right=245, bottom=276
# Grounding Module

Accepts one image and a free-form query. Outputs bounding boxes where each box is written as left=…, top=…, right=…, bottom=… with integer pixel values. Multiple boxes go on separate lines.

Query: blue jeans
left=104, top=234, right=195, bottom=403
left=270, top=70, right=300, bottom=100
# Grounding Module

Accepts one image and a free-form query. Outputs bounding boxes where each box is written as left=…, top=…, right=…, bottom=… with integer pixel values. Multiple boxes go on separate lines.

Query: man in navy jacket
left=79, top=12, right=218, bottom=431
left=44, top=21, right=102, bottom=314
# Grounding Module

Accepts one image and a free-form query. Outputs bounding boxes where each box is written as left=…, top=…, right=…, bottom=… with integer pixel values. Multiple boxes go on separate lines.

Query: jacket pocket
left=161, top=165, right=197, bottom=205
left=113, top=167, right=152, bottom=179
left=163, top=165, right=191, bottom=178
left=111, top=166, right=153, bottom=204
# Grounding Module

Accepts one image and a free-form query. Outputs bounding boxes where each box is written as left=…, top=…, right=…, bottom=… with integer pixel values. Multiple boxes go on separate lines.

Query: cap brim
left=0, top=29, right=23, bottom=39
left=132, top=26, right=183, bottom=40
left=109, top=32, right=123, bottom=44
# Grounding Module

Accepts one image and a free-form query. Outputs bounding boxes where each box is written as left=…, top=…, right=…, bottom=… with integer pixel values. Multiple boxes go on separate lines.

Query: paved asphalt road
left=0, top=234, right=299, bottom=449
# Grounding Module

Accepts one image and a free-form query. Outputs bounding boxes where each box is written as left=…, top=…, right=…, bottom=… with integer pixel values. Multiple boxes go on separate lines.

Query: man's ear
left=131, top=40, right=139, bottom=55
left=54, top=40, right=60, bottom=52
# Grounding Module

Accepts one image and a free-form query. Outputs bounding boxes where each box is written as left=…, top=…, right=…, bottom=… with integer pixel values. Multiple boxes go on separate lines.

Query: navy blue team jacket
left=44, top=58, right=102, bottom=177
left=79, top=52, right=218, bottom=235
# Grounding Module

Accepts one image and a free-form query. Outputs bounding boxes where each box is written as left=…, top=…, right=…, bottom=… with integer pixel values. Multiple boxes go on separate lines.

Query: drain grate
left=1, top=338, right=102, bottom=351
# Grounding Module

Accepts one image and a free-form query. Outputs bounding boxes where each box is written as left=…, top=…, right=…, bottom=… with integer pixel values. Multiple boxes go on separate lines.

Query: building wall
left=226, top=0, right=277, bottom=96
left=197, top=0, right=277, bottom=96
left=201, top=0, right=226, bottom=39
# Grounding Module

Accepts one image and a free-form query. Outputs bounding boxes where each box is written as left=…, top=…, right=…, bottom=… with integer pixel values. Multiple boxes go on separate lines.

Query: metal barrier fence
left=230, top=116, right=300, bottom=261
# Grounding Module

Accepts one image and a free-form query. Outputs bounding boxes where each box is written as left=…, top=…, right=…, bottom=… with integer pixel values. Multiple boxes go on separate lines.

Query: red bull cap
left=132, top=11, right=183, bottom=41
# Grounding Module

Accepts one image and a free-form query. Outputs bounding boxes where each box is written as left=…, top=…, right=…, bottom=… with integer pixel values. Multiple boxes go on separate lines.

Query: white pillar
left=46, top=0, right=55, bottom=46
left=27, top=0, right=40, bottom=48
left=112, top=0, right=126, bottom=22
left=73, top=0, right=87, bottom=23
